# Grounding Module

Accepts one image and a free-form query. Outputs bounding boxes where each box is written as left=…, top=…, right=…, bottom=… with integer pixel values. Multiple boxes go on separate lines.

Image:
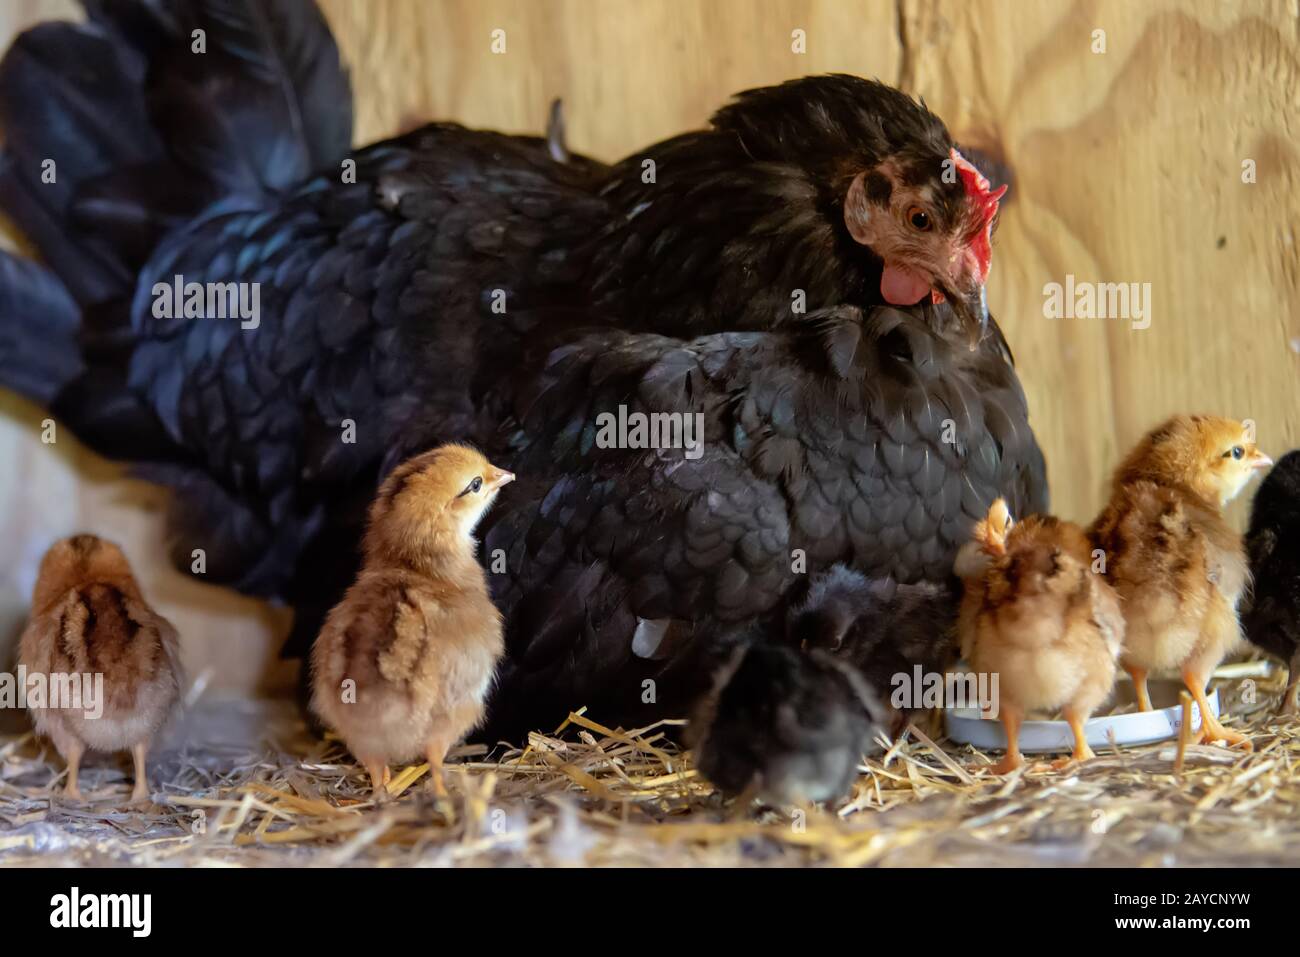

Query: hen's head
left=714, top=75, right=1007, bottom=341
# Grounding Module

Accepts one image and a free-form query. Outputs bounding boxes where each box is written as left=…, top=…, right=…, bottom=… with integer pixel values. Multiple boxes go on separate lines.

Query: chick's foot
left=980, top=706, right=1024, bottom=775
left=129, top=742, right=151, bottom=805
left=1192, top=718, right=1253, bottom=750
left=363, top=760, right=391, bottom=802
left=1050, top=710, right=1098, bottom=769
left=1184, top=671, right=1254, bottom=750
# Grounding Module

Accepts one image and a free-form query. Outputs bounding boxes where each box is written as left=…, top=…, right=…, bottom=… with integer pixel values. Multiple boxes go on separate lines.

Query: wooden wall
left=1, top=0, right=1296, bottom=691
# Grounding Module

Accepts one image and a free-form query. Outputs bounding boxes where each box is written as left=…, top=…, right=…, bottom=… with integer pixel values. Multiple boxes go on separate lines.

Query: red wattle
left=881, top=263, right=931, bottom=305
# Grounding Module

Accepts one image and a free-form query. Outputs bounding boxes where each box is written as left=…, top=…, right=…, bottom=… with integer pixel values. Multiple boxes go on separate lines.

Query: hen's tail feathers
left=0, top=0, right=351, bottom=455
left=0, top=248, right=193, bottom=461
left=0, top=253, right=82, bottom=406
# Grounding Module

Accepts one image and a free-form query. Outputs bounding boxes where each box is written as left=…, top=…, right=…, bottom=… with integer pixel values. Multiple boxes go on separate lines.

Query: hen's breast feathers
left=474, top=304, right=1043, bottom=733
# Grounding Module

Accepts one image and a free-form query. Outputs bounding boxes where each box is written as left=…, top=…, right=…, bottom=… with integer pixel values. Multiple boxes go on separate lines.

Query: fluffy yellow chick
left=310, top=444, right=514, bottom=800
left=1089, top=415, right=1271, bottom=749
left=956, top=500, right=1123, bottom=774
left=18, top=535, right=182, bottom=803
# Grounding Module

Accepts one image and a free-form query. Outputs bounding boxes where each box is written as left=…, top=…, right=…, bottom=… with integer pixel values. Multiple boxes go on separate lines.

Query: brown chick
left=1089, top=415, right=1271, bottom=750
left=956, top=499, right=1123, bottom=774
left=310, top=444, right=514, bottom=800
left=17, top=535, right=182, bottom=803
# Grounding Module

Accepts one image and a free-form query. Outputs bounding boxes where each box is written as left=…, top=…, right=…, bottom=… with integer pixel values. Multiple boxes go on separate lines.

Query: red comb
left=950, top=148, right=1007, bottom=282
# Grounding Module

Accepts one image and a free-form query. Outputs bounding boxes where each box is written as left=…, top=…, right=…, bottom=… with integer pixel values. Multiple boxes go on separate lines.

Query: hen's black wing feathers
left=118, top=125, right=611, bottom=597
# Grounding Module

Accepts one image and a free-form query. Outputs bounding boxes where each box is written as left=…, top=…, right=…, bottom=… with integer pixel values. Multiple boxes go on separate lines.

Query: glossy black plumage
left=1243, top=451, right=1300, bottom=710
left=0, top=1, right=1049, bottom=767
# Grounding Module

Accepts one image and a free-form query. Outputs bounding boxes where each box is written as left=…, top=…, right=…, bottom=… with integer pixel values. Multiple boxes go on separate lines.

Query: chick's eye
left=465, top=476, right=483, bottom=495
left=907, top=207, right=931, bottom=231
left=1232, top=446, right=1244, bottom=460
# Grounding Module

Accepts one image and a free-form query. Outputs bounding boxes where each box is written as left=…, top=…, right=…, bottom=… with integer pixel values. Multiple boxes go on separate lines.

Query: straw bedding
left=2, top=664, right=1299, bottom=867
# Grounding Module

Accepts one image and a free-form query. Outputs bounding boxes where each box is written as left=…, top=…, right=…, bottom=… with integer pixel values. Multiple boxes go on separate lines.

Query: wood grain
left=0, top=1, right=1295, bottom=690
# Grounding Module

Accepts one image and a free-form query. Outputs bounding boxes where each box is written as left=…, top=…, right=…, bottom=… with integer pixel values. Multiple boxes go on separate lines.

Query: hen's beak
left=935, top=278, right=989, bottom=351
left=1250, top=452, right=1274, bottom=471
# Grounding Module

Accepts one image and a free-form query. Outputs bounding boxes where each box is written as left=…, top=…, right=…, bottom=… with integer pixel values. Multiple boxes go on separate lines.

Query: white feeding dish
left=944, top=679, right=1220, bottom=753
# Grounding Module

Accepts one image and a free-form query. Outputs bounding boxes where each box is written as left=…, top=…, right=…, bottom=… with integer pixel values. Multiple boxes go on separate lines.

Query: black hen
left=0, top=2, right=1048, bottom=775
left=1243, top=451, right=1300, bottom=713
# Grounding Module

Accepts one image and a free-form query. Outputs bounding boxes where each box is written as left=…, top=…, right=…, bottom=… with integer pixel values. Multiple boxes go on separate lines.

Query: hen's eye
left=461, top=476, right=483, bottom=496
left=908, top=207, right=931, bottom=231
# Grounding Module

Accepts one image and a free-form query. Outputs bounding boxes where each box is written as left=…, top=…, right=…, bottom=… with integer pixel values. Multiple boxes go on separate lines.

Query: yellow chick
left=956, top=500, right=1123, bottom=774
left=1089, top=415, right=1271, bottom=749
left=310, top=444, right=514, bottom=800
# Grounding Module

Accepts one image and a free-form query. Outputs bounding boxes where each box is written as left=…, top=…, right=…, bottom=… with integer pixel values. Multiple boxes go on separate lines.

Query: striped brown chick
left=18, top=535, right=182, bottom=803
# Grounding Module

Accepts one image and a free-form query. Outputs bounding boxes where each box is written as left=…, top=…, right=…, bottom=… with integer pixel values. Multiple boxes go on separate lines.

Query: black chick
left=689, top=639, right=883, bottom=805
left=1243, top=450, right=1300, bottom=712
left=789, top=564, right=959, bottom=736
left=689, top=564, right=956, bottom=804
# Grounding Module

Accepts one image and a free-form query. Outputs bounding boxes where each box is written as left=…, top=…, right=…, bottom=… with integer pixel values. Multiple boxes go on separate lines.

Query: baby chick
left=310, top=444, right=514, bottom=800
left=789, top=564, right=959, bottom=736
left=689, top=638, right=883, bottom=806
left=18, top=535, right=182, bottom=802
left=1089, top=415, right=1271, bottom=748
left=956, top=500, right=1123, bottom=774
left=1242, top=450, right=1300, bottom=712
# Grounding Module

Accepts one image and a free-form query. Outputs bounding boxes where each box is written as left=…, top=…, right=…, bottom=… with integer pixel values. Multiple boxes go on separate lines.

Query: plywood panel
left=0, top=0, right=1295, bottom=690
left=899, top=0, right=1300, bottom=527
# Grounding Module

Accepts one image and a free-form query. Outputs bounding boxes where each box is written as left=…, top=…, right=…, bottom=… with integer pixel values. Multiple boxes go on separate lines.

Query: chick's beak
left=1250, top=452, right=1274, bottom=471
left=490, top=467, right=516, bottom=488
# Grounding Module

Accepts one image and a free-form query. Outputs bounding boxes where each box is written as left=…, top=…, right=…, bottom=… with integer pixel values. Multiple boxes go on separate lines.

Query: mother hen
left=0, top=1, right=1046, bottom=792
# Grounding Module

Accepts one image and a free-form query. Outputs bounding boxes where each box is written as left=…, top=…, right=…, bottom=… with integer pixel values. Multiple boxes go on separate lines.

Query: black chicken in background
left=0, top=0, right=1048, bottom=793
left=1243, top=451, right=1300, bottom=713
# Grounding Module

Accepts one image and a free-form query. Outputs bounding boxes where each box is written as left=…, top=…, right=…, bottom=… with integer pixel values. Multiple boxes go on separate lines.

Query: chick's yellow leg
left=62, top=741, right=84, bottom=801
left=425, top=735, right=451, bottom=798
left=362, top=758, right=390, bottom=802
left=985, top=705, right=1024, bottom=774
left=1182, top=667, right=1252, bottom=751
left=1051, top=708, right=1097, bottom=769
left=1283, top=648, right=1300, bottom=716
left=129, top=741, right=150, bottom=804
left=1124, top=662, right=1153, bottom=712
